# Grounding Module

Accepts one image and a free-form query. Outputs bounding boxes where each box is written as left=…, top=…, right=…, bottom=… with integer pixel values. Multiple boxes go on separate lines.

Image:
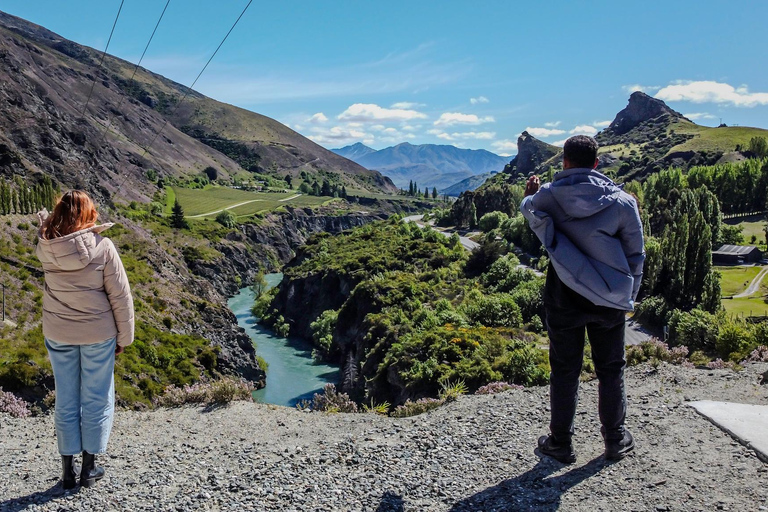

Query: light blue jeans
left=45, top=337, right=116, bottom=456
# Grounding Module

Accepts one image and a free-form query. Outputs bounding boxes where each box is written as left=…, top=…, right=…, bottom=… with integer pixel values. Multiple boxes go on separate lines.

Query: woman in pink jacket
left=36, top=190, right=134, bottom=490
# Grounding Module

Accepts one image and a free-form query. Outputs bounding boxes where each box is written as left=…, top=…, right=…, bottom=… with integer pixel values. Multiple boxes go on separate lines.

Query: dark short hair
left=563, top=135, right=599, bottom=168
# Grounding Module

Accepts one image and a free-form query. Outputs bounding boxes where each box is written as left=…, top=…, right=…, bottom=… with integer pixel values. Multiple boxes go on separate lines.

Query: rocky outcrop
left=502, top=131, right=561, bottom=179
left=604, top=91, right=687, bottom=136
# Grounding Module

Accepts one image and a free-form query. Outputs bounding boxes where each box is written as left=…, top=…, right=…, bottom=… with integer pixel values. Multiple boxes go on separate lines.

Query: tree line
left=0, top=176, right=57, bottom=215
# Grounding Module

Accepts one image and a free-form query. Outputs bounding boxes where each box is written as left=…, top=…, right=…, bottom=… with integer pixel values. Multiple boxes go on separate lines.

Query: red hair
left=42, top=190, right=99, bottom=239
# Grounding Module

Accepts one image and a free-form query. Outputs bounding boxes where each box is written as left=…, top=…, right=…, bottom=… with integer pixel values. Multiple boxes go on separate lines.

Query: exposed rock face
left=605, top=91, right=687, bottom=136
left=502, top=131, right=561, bottom=179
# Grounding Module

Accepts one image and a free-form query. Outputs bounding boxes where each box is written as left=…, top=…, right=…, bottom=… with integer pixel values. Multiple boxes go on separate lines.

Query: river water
left=227, top=274, right=339, bottom=407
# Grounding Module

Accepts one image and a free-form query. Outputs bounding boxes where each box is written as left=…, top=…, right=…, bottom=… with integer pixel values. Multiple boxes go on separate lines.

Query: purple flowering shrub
left=744, top=345, right=768, bottom=363
left=0, top=388, right=31, bottom=418
left=154, top=377, right=255, bottom=407
left=475, top=381, right=523, bottom=395
left=297, top=384, right=358, bottom=413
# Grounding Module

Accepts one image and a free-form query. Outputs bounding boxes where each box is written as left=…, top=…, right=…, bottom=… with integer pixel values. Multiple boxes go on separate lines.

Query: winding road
left=733, top=265, right=768, bottom=298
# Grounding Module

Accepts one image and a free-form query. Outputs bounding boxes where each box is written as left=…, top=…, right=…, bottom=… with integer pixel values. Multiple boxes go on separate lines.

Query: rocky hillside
left=500, top=131, right=562, bottom=180
left=0, top=10, right=396, bottom=201
left=2, top=362, right=766, bottom=510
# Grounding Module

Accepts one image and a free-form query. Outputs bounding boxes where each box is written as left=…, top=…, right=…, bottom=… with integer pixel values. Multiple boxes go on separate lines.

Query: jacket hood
left=36, top=210, right=114, bottom=271
left=549, top=168, right=622, bottom=218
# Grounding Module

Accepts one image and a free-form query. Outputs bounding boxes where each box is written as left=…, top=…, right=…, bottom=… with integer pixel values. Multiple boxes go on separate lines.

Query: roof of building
left=713, top=245, right=761, bottom=256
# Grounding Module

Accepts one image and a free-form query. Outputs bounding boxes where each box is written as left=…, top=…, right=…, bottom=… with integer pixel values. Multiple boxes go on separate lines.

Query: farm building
left=712, top=245, right=763, bottom=265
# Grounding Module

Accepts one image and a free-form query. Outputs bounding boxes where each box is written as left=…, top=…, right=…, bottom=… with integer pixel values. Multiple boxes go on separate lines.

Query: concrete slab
left=689, top=400, right=768, bottom=463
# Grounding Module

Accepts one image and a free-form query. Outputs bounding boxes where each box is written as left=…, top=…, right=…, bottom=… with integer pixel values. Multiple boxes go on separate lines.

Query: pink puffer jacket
left=36, top=213, right=134, bottom=347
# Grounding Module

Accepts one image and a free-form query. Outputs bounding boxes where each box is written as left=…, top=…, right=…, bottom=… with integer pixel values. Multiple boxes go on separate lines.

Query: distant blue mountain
left=331, top=142, right=376, bottom=161
left=331, top=142, right=508, bottom=192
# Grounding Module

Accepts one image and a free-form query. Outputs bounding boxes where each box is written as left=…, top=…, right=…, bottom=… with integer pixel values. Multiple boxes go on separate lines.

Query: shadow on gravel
left=376, top=491, right=405, bottom=512
left=448, top=456, right=613, bottom=511
left=0, top=483, right=74, bottom=512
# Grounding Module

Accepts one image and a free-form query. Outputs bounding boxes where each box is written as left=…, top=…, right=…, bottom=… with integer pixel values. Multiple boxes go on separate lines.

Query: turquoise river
left=227, top=274, right=339, bottom=407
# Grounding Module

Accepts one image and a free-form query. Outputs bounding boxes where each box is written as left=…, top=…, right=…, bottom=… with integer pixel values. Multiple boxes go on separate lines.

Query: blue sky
left=3, top=0, right=768, bottom=155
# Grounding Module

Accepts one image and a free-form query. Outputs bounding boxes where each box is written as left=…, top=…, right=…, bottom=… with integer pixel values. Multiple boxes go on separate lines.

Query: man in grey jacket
left=520, top=135, right=645, bottom=463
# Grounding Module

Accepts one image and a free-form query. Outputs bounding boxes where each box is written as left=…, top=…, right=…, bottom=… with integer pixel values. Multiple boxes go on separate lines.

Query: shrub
left=439, top=379, right=468, bottom=402
left=215, top=209, right=238, bottom=228
left=668, top=308, right=718, bottom=351
left=743, top=345, right=768, bottom=363
left=391, top=397, right=443, bottom=418
left=298, top=384, right=358, bottom=413
left=716, top=320, right=754, bottom=361
left=153, top=377, right=255, bottom=407
left=461, top=292, right=523, bottom=328
left=475, top=381, right=523, bottom=395
left=478, top=211, right=509, bottom=232
left=634, top=296, right=670, bottom=327
left=0, top=388, right=31, bottom=418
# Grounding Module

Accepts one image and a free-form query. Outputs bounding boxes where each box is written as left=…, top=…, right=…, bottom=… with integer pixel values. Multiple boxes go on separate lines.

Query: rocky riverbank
left=2, top=362, right=766, bottom=511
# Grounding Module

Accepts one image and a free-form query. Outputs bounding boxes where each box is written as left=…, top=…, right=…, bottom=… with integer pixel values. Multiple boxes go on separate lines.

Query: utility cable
left=114, top=0, right=253, bottom=195
left=97, top=0, right=172, bottom=145
left=79, top=0, right=125, bottom=119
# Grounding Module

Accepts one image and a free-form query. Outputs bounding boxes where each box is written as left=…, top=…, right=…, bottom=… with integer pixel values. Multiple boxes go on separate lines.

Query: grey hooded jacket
left=520, top=167, right=645, bottom=311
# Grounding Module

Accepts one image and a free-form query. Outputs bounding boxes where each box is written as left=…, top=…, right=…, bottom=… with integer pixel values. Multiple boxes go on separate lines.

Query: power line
left=97, top=0, right=172, bottom=145
left=114, top=0, right=254, bottom=195
left=80, top=0, right=125, bottom=119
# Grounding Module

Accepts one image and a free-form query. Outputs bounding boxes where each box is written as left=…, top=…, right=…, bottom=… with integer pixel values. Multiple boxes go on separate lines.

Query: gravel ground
left=1, top=363, right=767, bottom=512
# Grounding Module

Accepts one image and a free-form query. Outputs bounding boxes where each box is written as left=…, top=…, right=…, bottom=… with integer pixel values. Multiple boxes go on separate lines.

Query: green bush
left=478, top=211, right=509, bottom=232
left=715, top=320, right=754, bottom=360
left=215, top=209, right=238, bottom=228
left=461, top=290, right=523, bottom=328
left=668, top=308, right=718, bottom=351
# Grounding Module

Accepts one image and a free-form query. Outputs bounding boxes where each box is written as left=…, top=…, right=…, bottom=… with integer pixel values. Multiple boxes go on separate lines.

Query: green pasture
left=717, top=265, right=763, bottom=296
left=717, top=265, right=768, bottom=317
left=170, top=186, right=333, bottom=217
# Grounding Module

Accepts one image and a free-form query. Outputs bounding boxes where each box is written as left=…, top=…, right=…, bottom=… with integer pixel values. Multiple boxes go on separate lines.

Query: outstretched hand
left=524, top=175, right=540, bottom=197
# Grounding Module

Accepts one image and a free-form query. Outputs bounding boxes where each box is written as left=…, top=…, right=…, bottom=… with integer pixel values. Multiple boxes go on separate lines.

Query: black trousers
left=545, top=304, right=627, bottom=442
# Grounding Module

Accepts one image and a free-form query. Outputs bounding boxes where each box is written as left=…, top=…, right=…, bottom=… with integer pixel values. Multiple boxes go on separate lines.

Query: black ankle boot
left=80, top=451, right=105, bottom=488
left=61, top=455, right=79, bottom=490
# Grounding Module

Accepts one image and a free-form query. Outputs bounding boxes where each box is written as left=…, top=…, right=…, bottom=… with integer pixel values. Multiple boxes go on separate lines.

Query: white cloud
left=470, top=96, right=489, bottom=105
left=391, top=101, right=426, bottom=109
left=544, top=121, right=561, bottom=128
left=308, top=112, right=328, bottom=123
left=593, top=120, right=611, bottom=128
left=307, top=125, right=373, bottom=146
left=434, top=131, right=496, bottom=141
left=338, top=103, right=428, bottom=122
left=525, top=127, right=566, bottom=138
left=551, top=139, right=568, bottom=147
left=623, top=84, right=661, bottom=94
left=434, top=112, right=495, bottom=127
left=655, top=80, right=768, bottom=107
left=401, top=125, right=419, bottom=131
left=683, top=112, right=717, bottom=121
left=491, top=140, right=518, bottom=156
left=569, top=125, right=598, bottom=136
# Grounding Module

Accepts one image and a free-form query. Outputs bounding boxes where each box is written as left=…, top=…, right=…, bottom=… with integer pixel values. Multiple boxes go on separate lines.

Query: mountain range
left=332, top=142, right=508, bottom=193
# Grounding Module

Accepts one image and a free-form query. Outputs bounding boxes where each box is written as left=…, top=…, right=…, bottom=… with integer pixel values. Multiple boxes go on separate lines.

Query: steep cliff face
left=603, top=91, right=687, bottom=136
left=502, top=131, right=562, bottom=179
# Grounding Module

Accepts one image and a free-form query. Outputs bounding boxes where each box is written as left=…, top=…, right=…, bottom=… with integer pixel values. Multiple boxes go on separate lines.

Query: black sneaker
left=604, top=429, right=635, bottom=460
left=536, top=434, right=576, bottom=464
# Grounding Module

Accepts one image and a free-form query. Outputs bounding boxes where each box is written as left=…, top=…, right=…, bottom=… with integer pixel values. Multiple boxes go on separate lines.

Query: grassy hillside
left=669, top=120, right=768, bottom=154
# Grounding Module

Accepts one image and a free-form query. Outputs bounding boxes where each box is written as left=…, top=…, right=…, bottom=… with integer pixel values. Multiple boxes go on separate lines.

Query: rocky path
left=1, top=363, right=767, bottom=511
